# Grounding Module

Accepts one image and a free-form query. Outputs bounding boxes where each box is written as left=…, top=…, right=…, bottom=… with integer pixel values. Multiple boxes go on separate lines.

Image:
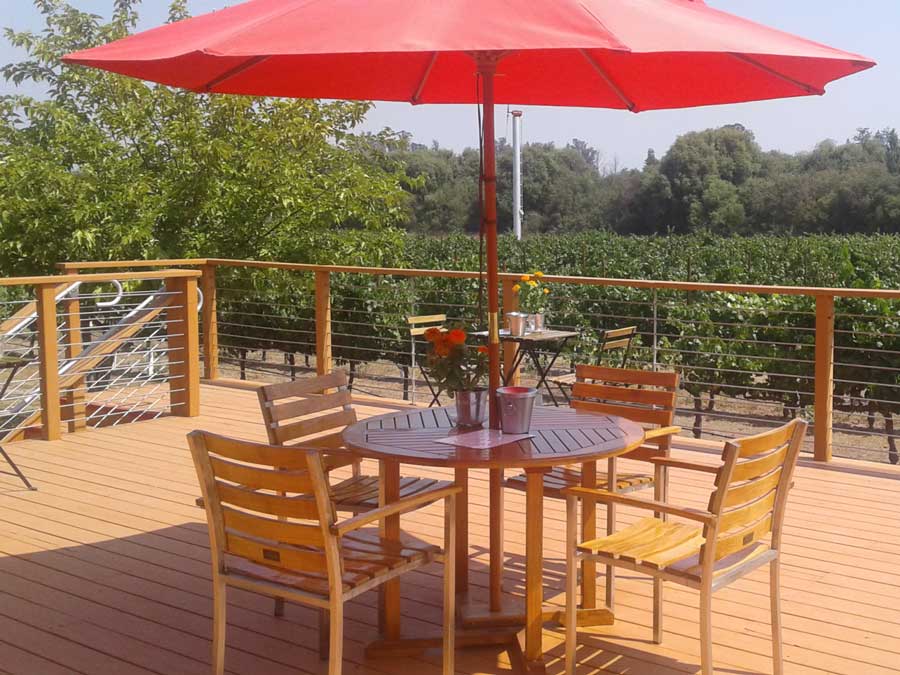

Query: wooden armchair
left=258, top=371, right=452, bottom=513
left=507, top=366, right=680, bottom=608
left=188, top=430, right=459, bottom=675
left=563, top=419, right=807, bottom=675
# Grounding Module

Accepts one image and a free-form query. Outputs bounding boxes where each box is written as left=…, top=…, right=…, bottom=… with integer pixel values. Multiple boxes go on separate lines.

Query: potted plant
left=513, top=271, right=551, bottom=331
left=423, top=326, right=489, bottom=427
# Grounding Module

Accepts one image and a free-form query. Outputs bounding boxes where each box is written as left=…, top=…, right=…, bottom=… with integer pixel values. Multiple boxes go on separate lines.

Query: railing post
left=166, top=275, right=200, bottom=417
left=501, top=277, right=520, bottom=385
left=61, top=276, right=86, bottom=433
left=814, top=294, right=835, bottom=462
left=200, top=263, right=218, bottom=380
left=315, top=271, right=332, bottom=376
left=36, top=283, right=61, bottom=441
left=651, top=289, right=659, bottom=372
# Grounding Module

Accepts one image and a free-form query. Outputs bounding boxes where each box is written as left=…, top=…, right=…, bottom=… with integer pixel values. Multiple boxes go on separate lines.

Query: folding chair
left=407, top=313, right=446, bottom=406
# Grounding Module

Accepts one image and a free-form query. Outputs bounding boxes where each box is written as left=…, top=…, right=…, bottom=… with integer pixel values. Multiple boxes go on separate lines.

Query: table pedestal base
left=459, top=596, right=525, bottom=628
left=365, top=627, right=518, bottom=659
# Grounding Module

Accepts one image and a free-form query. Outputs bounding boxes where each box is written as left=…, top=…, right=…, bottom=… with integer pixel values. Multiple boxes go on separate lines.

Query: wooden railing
left=54, top=258, right=900, bottom=463
left=0, top=269, right=201, bottom=441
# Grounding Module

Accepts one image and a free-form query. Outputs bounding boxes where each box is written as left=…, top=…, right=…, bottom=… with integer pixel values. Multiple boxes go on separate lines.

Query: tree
left=0, top=0, right=409, bottom=275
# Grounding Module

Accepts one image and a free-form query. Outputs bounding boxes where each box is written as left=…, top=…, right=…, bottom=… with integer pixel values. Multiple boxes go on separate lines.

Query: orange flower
left=477, top=345, right=489, bottom=354
left=520, top=274, right=531, bottom=282
left=447, top=328, right=467, bottom=345
left=424, top=327, right=442, bottom=343
left=434, top=341, right=451, bottom=357
left=543, top=288, right=550, bottom=294
left=534, top=271, right=544, bottom=278
left=512, top=283, right=521, bottom=293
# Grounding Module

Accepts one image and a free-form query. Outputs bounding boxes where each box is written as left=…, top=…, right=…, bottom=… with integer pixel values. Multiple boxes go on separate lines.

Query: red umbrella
left=64, top=0, right=875, bottom=427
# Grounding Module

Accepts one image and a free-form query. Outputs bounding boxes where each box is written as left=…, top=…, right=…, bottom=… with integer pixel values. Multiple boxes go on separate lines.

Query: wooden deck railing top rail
left=55, top=258, right=900, bottom=300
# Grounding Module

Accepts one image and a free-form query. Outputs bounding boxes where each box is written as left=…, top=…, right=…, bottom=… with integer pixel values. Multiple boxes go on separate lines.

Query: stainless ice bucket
left=506, top=312, right=528, bottom=336
left=496, top=386, right=539, bottom=434
left=454, top=388, right=488, bottom=427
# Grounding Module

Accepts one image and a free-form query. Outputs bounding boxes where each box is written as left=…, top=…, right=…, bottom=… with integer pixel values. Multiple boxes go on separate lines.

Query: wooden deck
left=1, top=383, right=899, bottom=675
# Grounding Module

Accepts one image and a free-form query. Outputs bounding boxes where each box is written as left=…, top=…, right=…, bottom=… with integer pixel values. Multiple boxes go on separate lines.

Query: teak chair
left=188, top=430, right=460, bottom=675
left=551, top=326, right=638, bottom=401
left=506, top=365, right=680, bottom=607
left=258, top=371, right=451, bottom=513
left=563, top=418, right=808, bottom=675
left=258, top=371, right=453, bottom=618
left=407, top=313, right=447, bottom=406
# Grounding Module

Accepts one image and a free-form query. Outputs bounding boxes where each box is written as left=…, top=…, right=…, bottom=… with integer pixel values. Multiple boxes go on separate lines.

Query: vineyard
left=212, top=232, right=900, bottom=464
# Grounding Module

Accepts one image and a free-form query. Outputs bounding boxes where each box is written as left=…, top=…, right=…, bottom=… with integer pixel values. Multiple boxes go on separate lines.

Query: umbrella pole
left=479, top=58, right=502, bottom=431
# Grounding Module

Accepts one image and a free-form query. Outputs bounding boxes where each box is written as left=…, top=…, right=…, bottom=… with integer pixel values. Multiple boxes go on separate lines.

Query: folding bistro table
left=477, top=329, right=579, bottom=406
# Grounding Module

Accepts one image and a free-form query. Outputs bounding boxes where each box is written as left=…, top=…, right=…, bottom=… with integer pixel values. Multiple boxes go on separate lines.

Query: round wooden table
left=343, top=405, right=645, bottom=672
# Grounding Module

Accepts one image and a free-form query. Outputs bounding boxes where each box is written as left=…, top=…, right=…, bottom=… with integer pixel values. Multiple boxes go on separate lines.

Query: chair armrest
left=642, top=426, right=682, bottom=444
left=321, top=453, right=360, bottom=472
left=331, top=484, right=462, bottom=537
left=562, top=486, right=716, bottom=524
left=646, top=456, right=720, bottom=474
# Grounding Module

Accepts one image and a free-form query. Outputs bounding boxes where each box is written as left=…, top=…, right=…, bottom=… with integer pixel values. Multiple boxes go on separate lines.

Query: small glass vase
left=454, top=388, right=488, bottom=428
left=527, top=312, right=545, bottom=332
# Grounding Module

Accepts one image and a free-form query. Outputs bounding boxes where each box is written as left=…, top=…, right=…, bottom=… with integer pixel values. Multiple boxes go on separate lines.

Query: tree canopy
left=0, top=0, right=410, bottom=275
left=396, top=123, right=900, bottom=236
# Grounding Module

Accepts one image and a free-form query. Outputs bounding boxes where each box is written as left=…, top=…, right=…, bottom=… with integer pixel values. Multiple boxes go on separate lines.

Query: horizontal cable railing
left=51, top=258, right=900, bottom=465
left=0, top=269, right=201, bottom=443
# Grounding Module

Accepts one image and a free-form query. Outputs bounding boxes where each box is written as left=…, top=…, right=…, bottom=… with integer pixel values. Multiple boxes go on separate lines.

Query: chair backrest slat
left=408, top=314, right=447, bottom=325
left=570, top=366, right=678, bottom=431
left=188, top=430, right=341, bottom=583
left=258, top=371, right=357, bottom=447
left=262, top=370, right=348, bottom=400
left=576, top=365, right=677, bottom=390
left=268, top=388, right=352, bottom=423
left=209, top=455, right=316, bottom=493
left=272, top=409, right=356, bottom=446
left=222, top=506, right=325, bottom=547
left=217, top=482, right=320, bottom=519
left=570, top=398, right=672, bottom=427
left=703, top=419, right=807, bottom=564
left=721, top=466, right=782, bottom=509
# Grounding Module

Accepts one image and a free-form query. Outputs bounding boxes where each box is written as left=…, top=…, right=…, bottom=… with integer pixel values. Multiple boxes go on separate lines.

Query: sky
left=3, top=0, right=897, bottom=169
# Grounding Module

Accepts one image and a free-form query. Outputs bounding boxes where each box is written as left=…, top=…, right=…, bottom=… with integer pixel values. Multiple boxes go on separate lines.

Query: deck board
left=1, top=383, right=899, bottom=674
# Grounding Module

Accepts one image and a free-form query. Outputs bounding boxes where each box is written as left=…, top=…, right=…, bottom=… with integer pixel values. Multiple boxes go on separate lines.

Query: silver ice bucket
left=454, top=388, right=488, bottom=427
left=506, top=312, right=528, bottom=336
left=496, top=386, right=539, bottom=434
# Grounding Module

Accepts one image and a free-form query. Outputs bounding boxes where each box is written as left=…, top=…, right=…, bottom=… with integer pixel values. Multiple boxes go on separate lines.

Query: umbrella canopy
left=64, top=0, right=875, bottom=428
left=65, top=0, right=873, bottom=108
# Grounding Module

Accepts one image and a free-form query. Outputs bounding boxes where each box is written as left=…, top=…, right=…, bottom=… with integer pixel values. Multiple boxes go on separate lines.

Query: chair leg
left=211, top=578, right=226, bottom=675
left=328, top=599, right=343, bottom=675
left=770, top=559, right=784, bottom=675
left=652, top=578, right=664, bottom=644
left=319, top=608, right=329, bottom=660
left=699, top=584, right=714, bottom=675
left=442, top=495, right=457, bottom=675
left=273, top=597, right=285, bottom=617
left=653, top=464, right=668, bottom=522
left=605, top=458, right=617, bottom=611
left=565, top=495, right=578, bottom=675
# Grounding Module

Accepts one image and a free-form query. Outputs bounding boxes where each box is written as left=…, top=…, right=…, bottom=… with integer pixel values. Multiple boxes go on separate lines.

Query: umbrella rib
left=579, top=49, right=637, bottom=112
left=411, top=52, right=438, bottom=104
left=200, top=55, right=271, bottom=93
left=731, top=53, right=824, bottom=96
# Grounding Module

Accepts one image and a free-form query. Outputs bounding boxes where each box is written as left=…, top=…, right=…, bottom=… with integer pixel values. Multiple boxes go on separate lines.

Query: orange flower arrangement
left=423, top=325, right=488, bottom=396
